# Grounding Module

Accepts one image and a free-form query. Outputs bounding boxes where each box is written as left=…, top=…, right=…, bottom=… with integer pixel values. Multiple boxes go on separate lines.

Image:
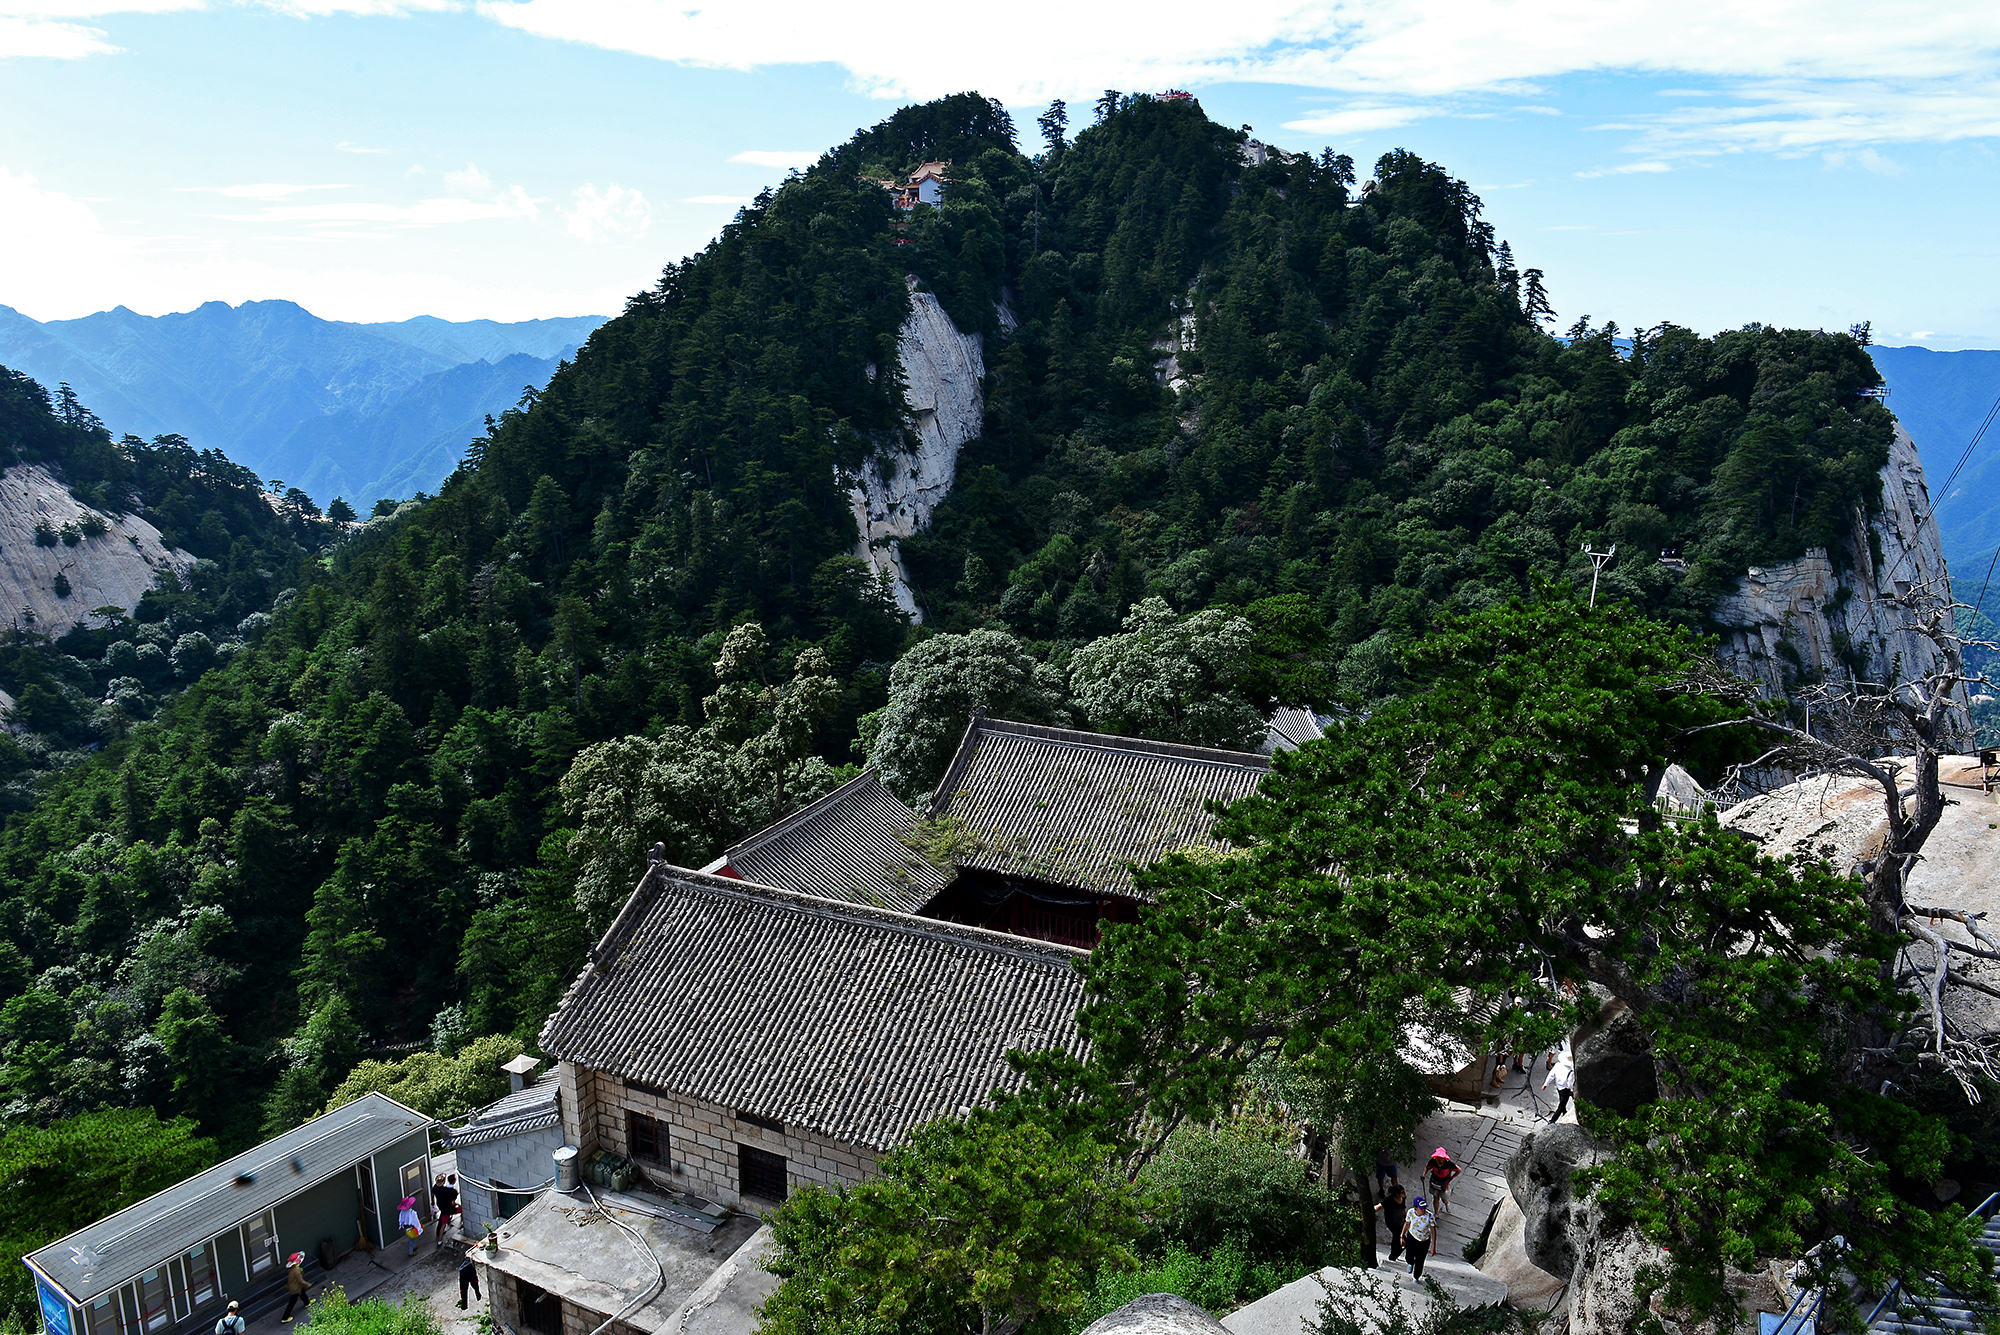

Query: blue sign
left=35, top=1280, right=73, bottom=1335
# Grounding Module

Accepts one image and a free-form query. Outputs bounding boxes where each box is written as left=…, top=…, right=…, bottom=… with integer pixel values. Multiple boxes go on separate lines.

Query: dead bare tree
left=1685, top=575, right=2000, bottom=1093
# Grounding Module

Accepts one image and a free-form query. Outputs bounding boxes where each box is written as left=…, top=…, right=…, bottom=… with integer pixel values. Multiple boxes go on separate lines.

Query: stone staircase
left=1861, top=1196, right=2000, bottom=1335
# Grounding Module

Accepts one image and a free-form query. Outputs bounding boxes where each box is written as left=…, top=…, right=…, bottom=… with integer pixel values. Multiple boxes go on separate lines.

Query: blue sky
left=4, top=1, right=1999, bottom=347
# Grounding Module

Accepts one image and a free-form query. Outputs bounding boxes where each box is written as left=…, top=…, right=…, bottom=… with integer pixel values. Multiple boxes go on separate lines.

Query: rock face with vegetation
left=848, top=282, right=987, bottom=617
left=0, top=90, right=1974, bottom=1331
left=1711, top=422, right=1966, bottom=719
left=0, top=463, right=193, bottom=645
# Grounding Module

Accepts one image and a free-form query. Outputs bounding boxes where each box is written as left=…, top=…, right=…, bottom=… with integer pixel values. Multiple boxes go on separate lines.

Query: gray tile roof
left=539, top=865, right=1087, bottom=1151
left=717, top=770, right=947, bottom=914
left=928, top=716, right=1271, bottom=900
left=28, top=1093, right=429, bottom=1304
left=442, top=1081, right=562, bottom=1148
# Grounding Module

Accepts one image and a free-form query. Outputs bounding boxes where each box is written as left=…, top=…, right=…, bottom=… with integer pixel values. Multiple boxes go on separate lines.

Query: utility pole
left=1582, top=543, right=1616, bottom=610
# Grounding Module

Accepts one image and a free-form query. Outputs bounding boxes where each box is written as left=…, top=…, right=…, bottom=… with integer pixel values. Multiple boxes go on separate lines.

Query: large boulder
left=1084, top=1294, right=1230, bottom=1335
left=1573, top=1000, right=1658, bottom=1117
left=1506, top=1124, right=1606, bottom=1279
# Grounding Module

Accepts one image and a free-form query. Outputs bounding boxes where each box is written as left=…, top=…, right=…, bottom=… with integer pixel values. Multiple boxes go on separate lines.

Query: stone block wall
left=456, top=1123, right=568, bottom=1233
left=558, top=1063, right=602, bottom=1158
left=573, top=1068, right=879, bottom=1206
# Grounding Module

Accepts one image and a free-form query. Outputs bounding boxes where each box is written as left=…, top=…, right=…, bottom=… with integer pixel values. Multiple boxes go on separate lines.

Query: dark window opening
left=495, top=1180, right=533, bottom=1220
left=519, top=1282, right=564, bottom=1335
left=735, top=1109, right=784, bottom=1134
left=738, top=1144, right=788, bottom=1202
left=628, top=1109, right=668, bottom=1163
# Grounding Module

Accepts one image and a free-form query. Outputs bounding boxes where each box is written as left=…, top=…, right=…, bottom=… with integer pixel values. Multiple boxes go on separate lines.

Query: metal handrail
left=1861, top=1191, right=2000, bottom=1330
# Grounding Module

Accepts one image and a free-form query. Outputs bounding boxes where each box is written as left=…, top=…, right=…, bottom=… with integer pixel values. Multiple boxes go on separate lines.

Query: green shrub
left=1068, top=1242, right=1296, bottom=1332
left=322, top=1034, right=525, bottom=1121
left=1137, top=1107, right=1355, bottom=1276
left=296, top=1287, right=442, bottom=1335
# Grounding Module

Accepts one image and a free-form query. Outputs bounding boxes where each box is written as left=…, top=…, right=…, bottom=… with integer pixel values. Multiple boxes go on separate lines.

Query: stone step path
left=1382, top=1060, right=1571, bottom=1272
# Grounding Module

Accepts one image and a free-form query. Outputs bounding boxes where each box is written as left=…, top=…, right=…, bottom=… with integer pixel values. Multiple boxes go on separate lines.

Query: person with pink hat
left=281, top=1252, right=312, bottom=1322
left=398, top=1195, right=423, bottom=1255
left=1424, top=1146, right=1460, bottom=1217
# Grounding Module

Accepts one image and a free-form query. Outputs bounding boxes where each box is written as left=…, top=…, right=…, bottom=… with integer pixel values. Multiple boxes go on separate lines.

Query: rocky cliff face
left=846, top=281, right=985, bottom=620
left=0, top=464, right=192, bottom=640
left=1713, top=424, right=1970, bottom=733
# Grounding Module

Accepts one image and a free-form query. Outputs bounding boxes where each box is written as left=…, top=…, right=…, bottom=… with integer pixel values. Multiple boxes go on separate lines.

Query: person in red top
left=1424, top=1147, right=1461, bottom=1216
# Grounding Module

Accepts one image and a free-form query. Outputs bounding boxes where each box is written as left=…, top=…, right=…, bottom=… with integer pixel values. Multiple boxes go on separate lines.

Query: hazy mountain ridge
left=0, top=300, right=607, bottom=506
left=1869, top=344, right=2000, bottom=578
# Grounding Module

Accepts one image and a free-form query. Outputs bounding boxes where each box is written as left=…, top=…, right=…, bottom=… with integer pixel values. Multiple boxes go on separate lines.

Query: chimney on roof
left=502, top=1054, right=541, bottom=1094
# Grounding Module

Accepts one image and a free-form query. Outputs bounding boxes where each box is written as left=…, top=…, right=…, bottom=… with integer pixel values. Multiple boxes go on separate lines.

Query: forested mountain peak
left=0, top=95, right=1913, bottom=1293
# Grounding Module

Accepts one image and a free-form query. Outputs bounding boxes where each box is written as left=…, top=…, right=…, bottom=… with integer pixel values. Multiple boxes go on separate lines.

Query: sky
left=4, top=2, right=2000, bottom=347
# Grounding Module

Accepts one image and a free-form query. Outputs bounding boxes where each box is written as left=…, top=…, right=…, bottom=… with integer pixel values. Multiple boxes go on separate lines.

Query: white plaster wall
left=845, top=280, right=984, bottom=620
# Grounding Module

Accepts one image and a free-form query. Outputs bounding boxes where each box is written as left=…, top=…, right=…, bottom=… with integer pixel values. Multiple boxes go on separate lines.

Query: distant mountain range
left=0, top=300, right=608, bottom=507
left=1871, top=346, right=2000, bottom=597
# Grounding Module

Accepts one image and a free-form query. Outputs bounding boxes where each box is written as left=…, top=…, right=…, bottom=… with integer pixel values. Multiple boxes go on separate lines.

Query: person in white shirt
left=1401, top=1196, right=1436, bottom=1280
left=1543, top=1049, right=1576, bottom=1123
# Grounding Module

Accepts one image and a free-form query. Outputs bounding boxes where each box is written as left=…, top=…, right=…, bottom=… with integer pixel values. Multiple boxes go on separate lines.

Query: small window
left=737, top=1144, right=787, bottom=1202
left=627, top=1109, right=668, bottom=1162
left=241, top=1211, right=278, bottom=1276
left=735, top=1109, right=784, bottom=1135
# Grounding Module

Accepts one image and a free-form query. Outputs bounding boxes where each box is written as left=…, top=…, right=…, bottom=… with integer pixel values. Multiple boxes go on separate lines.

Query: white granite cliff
left=1712, top=422, right=1972, bottom=733
left=845, top=280, right=984, bottom=619
left=0, top=463, right=193, bottom=638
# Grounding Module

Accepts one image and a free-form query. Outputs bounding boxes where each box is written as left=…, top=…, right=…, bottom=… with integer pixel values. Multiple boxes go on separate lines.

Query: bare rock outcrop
left=0, top=463, right=193, bottom=640
left=1711, top=423, right=1971, bottom=738
left=1084, top=1294, right=1229, bottom=1335
left=846, top=281, right=984, bottom=619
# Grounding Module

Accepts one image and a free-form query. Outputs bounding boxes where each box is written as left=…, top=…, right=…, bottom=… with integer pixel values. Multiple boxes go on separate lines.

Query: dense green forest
left=0, top=91, right=1910, bottom=1277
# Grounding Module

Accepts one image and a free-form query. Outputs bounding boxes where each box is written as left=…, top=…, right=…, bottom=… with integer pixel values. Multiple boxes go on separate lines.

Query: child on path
left=214, top=1302, right=245, bottom=1335
left=280, top=1253, right=311, bottom=1323
left=397, top=1195, right=422, bottom=1256
left=1402, top=1196, right=1435, bottom=1281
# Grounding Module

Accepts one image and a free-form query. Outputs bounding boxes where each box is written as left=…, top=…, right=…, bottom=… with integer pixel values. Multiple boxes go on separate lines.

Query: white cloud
left=727, top=150, right=819, bottom=169
left=443, top=162, right=494, bottom=195
left=208, top=194, right=540, bottom=226
left=1517, top=105, right=1562, bottom=116
left=467, top=0, right=2000, bottom=157
left=0, top=13, right=115, bottom=56
left=177, top=183, right=353, bottom=201
left=1823, top=146, right=1902, bottom=174
left=682, top=194, right=752, bottom=204
left=565, top=183, right=651, bottom=243
left=335, top=141, right=390, bottom=154
left=1574, top=160, right=1673, bottom=178
left=1283, top=104, right=1438, bottom=136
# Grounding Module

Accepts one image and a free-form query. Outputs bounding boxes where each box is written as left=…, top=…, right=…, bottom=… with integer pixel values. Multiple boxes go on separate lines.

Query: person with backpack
left=1424, top=1147, right=1461, bottom=1217
left=1401, top=1196, right=1436, bottom=1280
left=280, top=1253, right=311, bottom=1323
left=214, top=1302, right=245, bottom=1335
